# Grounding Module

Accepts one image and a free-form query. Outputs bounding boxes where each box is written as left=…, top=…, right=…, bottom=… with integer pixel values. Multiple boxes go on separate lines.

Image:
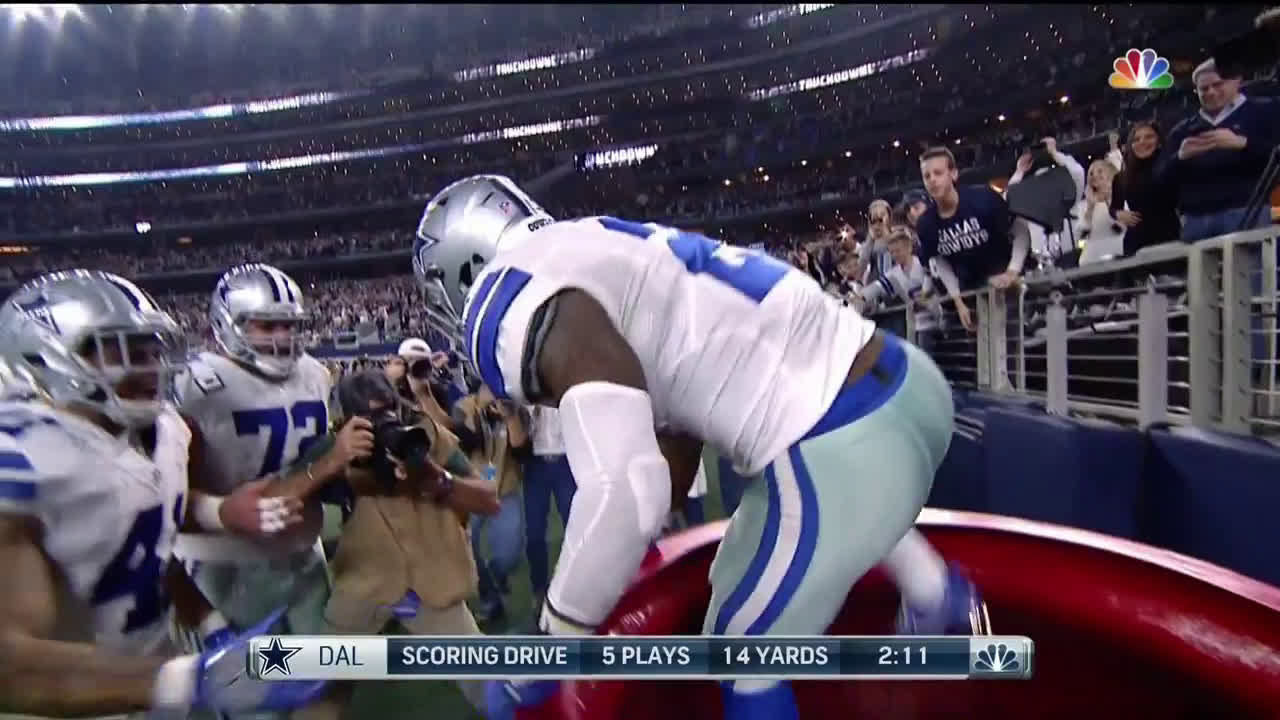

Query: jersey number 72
left=598, top=217, right=789, bottom=303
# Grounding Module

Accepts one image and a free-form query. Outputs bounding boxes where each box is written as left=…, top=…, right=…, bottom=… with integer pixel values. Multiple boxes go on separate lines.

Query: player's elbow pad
left=559, top=382, right=671, bottom=539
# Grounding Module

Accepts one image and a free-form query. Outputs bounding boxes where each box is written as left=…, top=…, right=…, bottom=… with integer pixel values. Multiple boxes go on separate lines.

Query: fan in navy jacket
left=915, top=146, right=1030, bottom=330
left=1159, top=58, right=1280, bottom=241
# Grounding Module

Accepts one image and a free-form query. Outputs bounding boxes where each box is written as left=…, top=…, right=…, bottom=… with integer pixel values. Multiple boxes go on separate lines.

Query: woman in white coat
left=1073, top=146, right=1127, bottom=265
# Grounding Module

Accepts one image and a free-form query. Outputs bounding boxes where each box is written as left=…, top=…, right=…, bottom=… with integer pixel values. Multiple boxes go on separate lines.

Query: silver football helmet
left=209, top=263, right=307, bottom=380
left=411, top=174, right=554, bottom=347
left=0, top=270, right=186, bottom=428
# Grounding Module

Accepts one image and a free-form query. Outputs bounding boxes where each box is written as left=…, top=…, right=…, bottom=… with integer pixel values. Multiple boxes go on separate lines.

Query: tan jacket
left=325, top=418, right=477, bottom=627
left=454, top=394, right=523, bottom=498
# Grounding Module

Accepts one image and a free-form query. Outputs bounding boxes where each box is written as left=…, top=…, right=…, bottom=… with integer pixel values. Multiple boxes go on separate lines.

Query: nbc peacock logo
left=1109, top=48, right=1174, bottom=90
left=974, top=642, right=1021, bottom=672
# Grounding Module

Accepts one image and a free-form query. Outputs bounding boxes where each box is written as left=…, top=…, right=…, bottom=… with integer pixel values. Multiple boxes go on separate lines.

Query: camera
left=1025, top=141, right=1055, bottom=173
left=337, top=370, right=433, bottom=487
left=351, top=409, right=433, bottom=492
left=374, top=411, right=432, bottom=463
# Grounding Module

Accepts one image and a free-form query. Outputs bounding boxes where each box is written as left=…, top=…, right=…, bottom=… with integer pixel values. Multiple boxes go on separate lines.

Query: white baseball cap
left=397, top=338, right=433, bottom=359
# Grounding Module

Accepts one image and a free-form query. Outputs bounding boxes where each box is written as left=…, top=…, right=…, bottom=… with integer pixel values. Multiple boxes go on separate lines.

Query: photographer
left=396, top=337, right=457, bottom=431
left=269, top=369, right=499, bottom=714
left=452, top=382, right=529, bottom=625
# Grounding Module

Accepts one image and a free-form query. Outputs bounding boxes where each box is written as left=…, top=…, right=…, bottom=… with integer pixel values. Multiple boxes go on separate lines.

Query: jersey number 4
left=91, top=497, right=185, bottom=633
left=233, top=401, right=329, bottom=477
left=0, top=416, right=180, bottom=634
left=598, top=217, right=789, bottom=303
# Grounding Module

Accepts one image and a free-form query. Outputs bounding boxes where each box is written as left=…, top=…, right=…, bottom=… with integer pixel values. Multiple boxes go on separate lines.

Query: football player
left=0, top=270, right=322, bottom=718
left=411, top=177, right=989, bottom=720
left=170, top=264, right=373, bottom=720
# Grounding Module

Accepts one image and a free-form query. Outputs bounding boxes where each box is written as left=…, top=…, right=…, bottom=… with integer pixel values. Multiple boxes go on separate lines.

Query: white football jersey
left=860, top=256, right=941, bottom=331
left=462, top=217, right=876, bottom=475
left=0, top=400, right=189, bottom=655
left=175, top=352, right=331, bottom=494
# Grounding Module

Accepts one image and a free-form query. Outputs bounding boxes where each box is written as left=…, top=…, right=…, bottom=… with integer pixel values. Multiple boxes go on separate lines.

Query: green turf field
left=339, top=452, right=730, bottom=719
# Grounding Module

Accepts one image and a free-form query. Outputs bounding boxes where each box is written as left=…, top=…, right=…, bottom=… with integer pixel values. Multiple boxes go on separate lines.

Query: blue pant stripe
left=746, top=446, right=820, bottom=635
left=714, top=464, right=782, bottom=634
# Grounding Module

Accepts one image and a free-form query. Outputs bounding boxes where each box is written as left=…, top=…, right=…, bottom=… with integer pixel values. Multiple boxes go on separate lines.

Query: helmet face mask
left=0, top=270, right=186, bottom=429
left=210, top=264, right=308, bottom=380
left=237, top=315, right=305, bottom=377
left=76, top=326, right=186, bottom=427
left=412, top=174, right=553, bottom=353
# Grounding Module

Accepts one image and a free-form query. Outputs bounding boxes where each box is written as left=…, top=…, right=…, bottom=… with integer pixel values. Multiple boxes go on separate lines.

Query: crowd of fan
left=161, top=272, right=428, bottom=348
left=1, top=4, right=930, bottom=146
left=0, top=72, right=1204, bottom=243
left=0, top=230, right=410, bottom=284
left=156, top=44, right=1279, bottom=353
left=4, top=62, right=1272, bottom=300
left=1, top=4, right=1247, bottom=237
left=2, top=5, right=1274, bottom=356
left=2, top=4, right=738, bottom=118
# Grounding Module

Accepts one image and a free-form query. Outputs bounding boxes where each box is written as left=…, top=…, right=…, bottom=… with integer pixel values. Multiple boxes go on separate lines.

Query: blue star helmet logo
left=15, top=296, right=59, bottom=334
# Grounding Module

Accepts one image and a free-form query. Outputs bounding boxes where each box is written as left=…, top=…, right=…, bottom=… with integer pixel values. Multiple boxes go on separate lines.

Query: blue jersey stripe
left=0, top=450, right=33, bottom=471
left=462, top=271, right=504, bottom=365
left=0, top=478, right=35, bottom=501
left=473, top=268, right=532, bottom=400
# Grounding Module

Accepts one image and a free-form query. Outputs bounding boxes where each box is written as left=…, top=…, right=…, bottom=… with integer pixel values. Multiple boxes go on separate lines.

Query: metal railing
left=868, top=225, right=1280, bottom=438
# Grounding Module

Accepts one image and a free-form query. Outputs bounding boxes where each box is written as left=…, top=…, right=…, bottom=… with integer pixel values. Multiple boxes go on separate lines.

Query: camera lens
left=409, top=358, right=433, bottom=379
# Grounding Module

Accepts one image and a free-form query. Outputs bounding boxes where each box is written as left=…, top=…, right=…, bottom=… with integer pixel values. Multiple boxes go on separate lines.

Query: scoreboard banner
left=249, top=635, right=1034, bottom=681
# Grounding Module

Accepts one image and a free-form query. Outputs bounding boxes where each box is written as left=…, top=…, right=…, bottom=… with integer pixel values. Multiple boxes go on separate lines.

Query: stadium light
left=1, top=4, right=82, bottom=23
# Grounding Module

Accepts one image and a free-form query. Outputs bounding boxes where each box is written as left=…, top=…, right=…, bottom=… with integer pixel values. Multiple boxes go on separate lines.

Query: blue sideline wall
left=929, top=392, right=1280, bottom=588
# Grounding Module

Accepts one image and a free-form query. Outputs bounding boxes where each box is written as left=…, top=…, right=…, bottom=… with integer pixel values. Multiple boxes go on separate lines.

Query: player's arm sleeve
left=549, top=382, right=670, bottom=633
left=534, top=289, right=671, bottom=634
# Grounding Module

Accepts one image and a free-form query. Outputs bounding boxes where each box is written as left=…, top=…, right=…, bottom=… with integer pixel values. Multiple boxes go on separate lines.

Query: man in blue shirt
left=1161, top=58, right=1280, bottom=241
left=915, top=147, right=1031, bottom=331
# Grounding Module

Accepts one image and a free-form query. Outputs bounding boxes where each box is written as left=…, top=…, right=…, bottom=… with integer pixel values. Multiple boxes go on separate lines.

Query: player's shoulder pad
left=0, top=402, right=88, bottom=510
left=297, top=354, right=330, bottom=387
left=183, top=352, right=227, bottom=396
left=462, top=262, right=566, bottom=404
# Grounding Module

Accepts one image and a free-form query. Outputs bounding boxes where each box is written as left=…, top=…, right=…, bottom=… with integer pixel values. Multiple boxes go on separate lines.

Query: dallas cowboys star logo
left=257, top=636, right=302, bottom=677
